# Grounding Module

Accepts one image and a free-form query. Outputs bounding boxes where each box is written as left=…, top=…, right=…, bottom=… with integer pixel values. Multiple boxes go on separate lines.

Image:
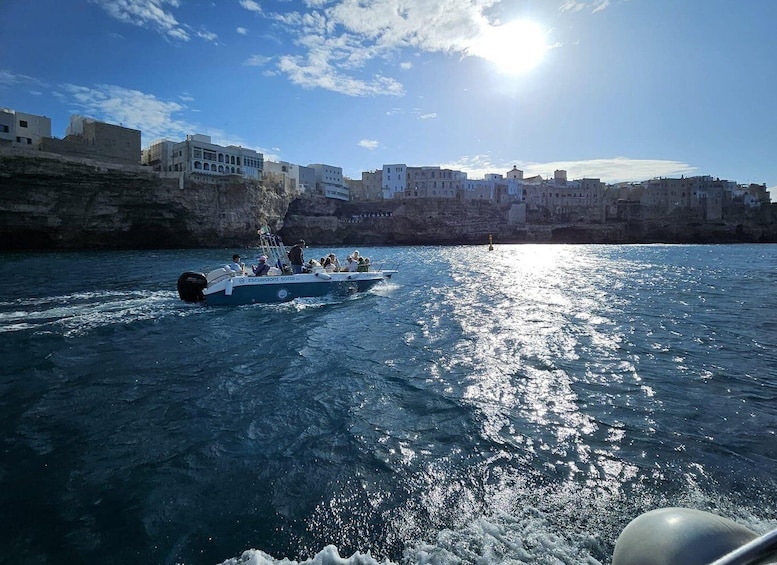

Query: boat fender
left=225, top=278, right=233, bottom=296
left=315, top=272, right=332, bottom=280
left=612, top=508, right=759, bottom=565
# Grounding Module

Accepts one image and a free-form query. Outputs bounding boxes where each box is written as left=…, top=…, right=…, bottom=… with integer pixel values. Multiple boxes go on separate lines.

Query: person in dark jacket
left=288, top=240, right=305, bottom=274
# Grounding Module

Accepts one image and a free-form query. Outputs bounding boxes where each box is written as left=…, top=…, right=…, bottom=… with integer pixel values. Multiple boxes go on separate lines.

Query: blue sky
left=1, top=0, right=776, bottom=196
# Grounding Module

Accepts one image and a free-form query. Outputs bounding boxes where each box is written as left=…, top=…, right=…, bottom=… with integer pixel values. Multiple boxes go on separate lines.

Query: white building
left=0, top=108, right=51, bottom=147
left=309, top=163, right=349, bottom=200
left=462, top=172, right=525, bottom=202
left=381, top=164, right=407, bottom=199
left=142, top=134, right=263, bottom=179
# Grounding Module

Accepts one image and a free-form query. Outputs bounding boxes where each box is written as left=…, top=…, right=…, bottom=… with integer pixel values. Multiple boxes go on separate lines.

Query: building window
left=194, top=161, right=202, bottom=169
left=0, top=125, right=8, bottom=133
left=19, top=120, right=28, bottom=128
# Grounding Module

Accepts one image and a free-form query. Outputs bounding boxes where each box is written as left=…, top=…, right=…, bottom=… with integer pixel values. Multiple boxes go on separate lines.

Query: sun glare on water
left=472, top=19, right=548, bottom=74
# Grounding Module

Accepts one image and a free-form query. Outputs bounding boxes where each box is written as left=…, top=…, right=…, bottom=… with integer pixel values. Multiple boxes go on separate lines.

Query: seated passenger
left=323, top=257, right=336, bottom=273
left=229, top=254, right=244, bottom=274
left=252, top=255, right=270, bottom=276
left=356, top=257, right=368, bottom=272
left=303, top=259, right=320, bottom=273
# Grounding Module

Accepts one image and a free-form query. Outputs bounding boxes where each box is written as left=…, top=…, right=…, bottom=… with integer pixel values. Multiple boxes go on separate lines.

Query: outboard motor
left=177, top=272, right=207, bottom=303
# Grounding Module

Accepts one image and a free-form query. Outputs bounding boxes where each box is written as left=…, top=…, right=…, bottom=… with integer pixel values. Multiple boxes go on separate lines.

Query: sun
left=472, top=20, right=548, bottom=74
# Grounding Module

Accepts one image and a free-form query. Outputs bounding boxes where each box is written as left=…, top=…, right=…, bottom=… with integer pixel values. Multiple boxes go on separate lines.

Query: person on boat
left=323, top=256, right=335, bottom=273
left=347, top=255, right=359, bottom=272
left=229, top=254, right=244, bottom=274
left=327, top=253, right=341, bottom=272
left=357, top=257, right=368, bottom=272
left=288, top=240, right=305, bottom=274
left=252, top=255, right=270, bottom=276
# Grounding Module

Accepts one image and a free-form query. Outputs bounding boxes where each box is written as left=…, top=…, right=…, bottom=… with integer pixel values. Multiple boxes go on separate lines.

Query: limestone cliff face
left=280, top=196, right=530, bottom=245
left=0, top=150, right=292, bottom=249
left=2, top=151, right=775, bottom=250
left=279, top=195, right=777, bottom=246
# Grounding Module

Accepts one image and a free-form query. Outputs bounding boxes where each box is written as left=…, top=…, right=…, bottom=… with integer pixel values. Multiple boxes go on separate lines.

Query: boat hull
left=200, top=271, right=394, bottom=306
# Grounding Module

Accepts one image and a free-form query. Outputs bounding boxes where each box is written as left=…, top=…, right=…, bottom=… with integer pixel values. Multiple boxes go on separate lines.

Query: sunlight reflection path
left=446, top=245, right=646, bottom=488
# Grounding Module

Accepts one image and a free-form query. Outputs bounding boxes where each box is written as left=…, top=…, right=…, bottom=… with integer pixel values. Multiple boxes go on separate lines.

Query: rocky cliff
left=279, top=196, right=777, bottom=246
left=0, top=149, right=291, bottom=249
left=2, top=150, right=775, bottom=250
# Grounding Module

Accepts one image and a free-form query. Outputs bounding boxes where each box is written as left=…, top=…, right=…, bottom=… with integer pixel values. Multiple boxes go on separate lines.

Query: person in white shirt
left=229, top=254, right=244, bottom=274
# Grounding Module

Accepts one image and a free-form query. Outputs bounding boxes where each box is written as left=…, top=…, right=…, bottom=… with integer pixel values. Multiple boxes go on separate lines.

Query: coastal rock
left=2, top=150, right=775, bottom=250
left=0, top=149, right=292, bottom=249
left=279, top=196, right=777, bottom=246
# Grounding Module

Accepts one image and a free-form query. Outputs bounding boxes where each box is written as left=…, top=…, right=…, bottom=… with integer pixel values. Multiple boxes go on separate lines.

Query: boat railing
left=369, top=260, right=398, bottom=272
left=258, top=233, right=291, bottom=274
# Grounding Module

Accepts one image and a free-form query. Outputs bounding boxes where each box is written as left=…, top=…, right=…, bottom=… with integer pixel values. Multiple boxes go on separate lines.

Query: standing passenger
left=288, top=240, right=305, bottom=274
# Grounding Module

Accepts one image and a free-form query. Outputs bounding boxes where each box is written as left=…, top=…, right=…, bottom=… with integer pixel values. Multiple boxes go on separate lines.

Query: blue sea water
left=1, top=244, right=776, bottom=565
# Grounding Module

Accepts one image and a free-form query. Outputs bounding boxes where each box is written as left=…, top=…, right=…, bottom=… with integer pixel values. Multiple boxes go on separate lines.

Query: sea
left=1, top=244, right=776, bottom=565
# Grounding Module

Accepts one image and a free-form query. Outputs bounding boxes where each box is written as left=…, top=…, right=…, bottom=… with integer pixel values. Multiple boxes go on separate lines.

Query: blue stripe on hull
left=204, top=277, right=385, bottom=306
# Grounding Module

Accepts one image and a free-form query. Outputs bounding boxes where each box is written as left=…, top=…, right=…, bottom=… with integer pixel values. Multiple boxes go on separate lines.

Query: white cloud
left=244, top=54, right=272, bottom=66
left=560, top=1, right=586, bottom=12
left=445, top=156, right=698, bottom=183
left=277, top=54, right=404, bottom=96
left=400, top=61, right=413, bottom=70
left=196, top=29, right=218, bottom=42
left=263, top=0, right=553, bottom=96
left=89, top=0, right=217, bottom=42
left=358, top=139, right=379, bottom=149
left=560, top=0, right=611, bottom=13
left=240, top=0, right=263, bottom=14
left=418, top=113, right=437, bottom=120
left=0, top=69, right=45, bottom=88
left=59, top=83, right=199, bottom=143
left=237, top=27, right=248, bottom=35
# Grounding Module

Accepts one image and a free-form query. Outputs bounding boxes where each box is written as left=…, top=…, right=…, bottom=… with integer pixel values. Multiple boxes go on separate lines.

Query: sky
left=1, top=0, right=776, bottom=197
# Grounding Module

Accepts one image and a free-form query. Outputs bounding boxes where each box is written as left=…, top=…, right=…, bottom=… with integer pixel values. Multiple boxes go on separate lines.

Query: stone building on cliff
left=1, top=110, right=141, bottom=166
left=263, top=160, right=315, bottom=195
left=39, top=115, right=141, bottom=165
